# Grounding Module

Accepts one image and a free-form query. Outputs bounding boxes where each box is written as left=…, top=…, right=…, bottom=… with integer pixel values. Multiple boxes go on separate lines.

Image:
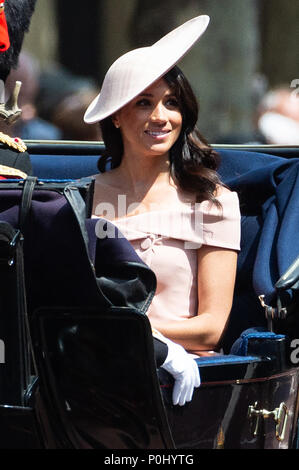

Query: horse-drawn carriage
left=1, top=140, right=299, bottom=450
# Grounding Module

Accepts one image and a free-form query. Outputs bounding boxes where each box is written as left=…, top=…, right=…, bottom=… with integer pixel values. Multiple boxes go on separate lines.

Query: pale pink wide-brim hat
left=84, top=15, right=210, bottom=124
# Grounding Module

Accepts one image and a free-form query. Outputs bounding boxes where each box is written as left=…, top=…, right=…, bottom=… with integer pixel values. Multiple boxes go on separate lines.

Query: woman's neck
left=117, top=151, right=172, bottom=197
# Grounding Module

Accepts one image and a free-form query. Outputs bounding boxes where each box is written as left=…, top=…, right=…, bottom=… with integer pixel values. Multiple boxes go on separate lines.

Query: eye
left=166, top=97, right=180, bottom=108
left=135, top=98, right=151, bottom=107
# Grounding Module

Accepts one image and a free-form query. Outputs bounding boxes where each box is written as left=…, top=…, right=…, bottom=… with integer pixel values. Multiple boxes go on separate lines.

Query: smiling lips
left=145, top=129, right=171, bottom=139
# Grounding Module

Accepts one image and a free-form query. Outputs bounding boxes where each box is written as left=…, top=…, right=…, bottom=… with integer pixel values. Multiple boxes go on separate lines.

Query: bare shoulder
left=92, top=170, right=123, bottom=216
left=92, top=169, right=125, bottom=196
left=93, top=169, right=119, bottom=187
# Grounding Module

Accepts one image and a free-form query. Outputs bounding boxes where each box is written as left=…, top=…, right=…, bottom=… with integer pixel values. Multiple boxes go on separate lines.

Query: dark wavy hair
left=99, top=65, right=221, bottom=204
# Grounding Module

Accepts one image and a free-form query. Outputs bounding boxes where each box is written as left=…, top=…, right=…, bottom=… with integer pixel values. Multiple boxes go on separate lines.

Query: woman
left=84, top=16, right=240, bottom=405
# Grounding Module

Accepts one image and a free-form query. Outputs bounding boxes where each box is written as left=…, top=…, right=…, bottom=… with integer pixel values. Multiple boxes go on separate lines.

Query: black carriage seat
left=27, top=142, right=299, bottom=339
left=1, top=144, right=299, bottom=449
left=27, top=147, right=299, bottom=357
left=2, top=146, right=298, bottom=373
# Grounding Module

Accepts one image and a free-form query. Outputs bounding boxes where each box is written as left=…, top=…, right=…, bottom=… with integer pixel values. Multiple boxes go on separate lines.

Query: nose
left=150, top=103, right=167, bottom=123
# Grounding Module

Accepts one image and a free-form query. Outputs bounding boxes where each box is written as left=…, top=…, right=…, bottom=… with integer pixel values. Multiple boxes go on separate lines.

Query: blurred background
left=4, top=0, right=299, bottom=144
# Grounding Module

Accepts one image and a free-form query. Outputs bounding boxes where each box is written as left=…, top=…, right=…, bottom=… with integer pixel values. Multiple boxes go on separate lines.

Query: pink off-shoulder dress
left=106, top=190, right=241, bottom=335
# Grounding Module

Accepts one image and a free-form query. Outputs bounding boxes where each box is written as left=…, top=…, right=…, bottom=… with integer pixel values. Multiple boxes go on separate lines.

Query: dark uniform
left=0, top=0, right=36, bottom=178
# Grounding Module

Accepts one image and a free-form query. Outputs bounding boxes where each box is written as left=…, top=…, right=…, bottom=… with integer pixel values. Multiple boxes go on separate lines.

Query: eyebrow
left=138, top=92, right=176, bottom=98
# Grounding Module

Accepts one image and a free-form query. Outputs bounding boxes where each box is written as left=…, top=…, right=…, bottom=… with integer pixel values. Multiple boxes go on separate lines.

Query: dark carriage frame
left=1, top=140, right=299, bottom=449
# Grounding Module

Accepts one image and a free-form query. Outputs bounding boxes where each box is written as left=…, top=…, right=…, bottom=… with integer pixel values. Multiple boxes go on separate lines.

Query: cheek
left=172, top=111, right=183, bottom=129
left=177, top=118, right=183, bottom=132
left=120, top=121, right=144, bottom=148
left=118, top=110, right=147, bottom=134
left=173, top=116, right=183, bottom=137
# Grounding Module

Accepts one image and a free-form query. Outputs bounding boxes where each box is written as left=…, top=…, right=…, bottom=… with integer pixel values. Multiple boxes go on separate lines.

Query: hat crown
left=84, top=15, right=210, bottom=123
left=104, top=47, right=152, bottom=93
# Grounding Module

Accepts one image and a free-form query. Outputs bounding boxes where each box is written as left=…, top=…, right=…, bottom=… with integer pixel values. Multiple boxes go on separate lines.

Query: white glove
left=157, top=333, right=201, bottom=406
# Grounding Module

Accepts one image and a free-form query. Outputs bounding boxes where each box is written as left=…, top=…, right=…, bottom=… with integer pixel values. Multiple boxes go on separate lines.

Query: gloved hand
left=157, top=333, right=201, bottom=406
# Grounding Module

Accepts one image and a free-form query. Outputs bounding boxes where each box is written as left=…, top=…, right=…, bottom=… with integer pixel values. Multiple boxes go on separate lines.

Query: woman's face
left=113, top=78, right=183, bottom=160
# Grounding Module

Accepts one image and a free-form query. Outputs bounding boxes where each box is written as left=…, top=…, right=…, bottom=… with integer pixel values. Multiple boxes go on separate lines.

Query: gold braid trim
left=0, top=132, right=27, bottom=152
left=0, top=164, right=27, bottom=179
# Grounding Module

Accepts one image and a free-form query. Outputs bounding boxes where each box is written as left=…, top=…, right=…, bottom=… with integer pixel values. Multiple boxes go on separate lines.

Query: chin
left=146, top=143, right=173, bottom=155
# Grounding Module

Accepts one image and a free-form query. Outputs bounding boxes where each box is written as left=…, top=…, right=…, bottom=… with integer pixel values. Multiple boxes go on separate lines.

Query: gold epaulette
left=0, top=132, right=27, bottom=152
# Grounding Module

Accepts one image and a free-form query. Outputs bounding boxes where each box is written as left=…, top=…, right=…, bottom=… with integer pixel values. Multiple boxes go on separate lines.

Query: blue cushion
left=230, top=327, right=285, bottom=356
left=195, top=354, right=261, bottom=366
left=30, top=154, right=100, bottom=179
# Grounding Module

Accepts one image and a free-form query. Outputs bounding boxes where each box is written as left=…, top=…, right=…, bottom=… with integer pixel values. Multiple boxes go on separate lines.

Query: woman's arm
left=149, top=244, right=238, bottom=352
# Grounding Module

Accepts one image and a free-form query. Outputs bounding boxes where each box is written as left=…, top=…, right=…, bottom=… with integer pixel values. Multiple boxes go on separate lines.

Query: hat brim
left=84, top=15, right=210, bottom=123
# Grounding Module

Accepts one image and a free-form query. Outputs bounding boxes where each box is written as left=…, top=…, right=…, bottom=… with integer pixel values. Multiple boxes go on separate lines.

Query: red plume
left=0, top=1, right=10, bottom=52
